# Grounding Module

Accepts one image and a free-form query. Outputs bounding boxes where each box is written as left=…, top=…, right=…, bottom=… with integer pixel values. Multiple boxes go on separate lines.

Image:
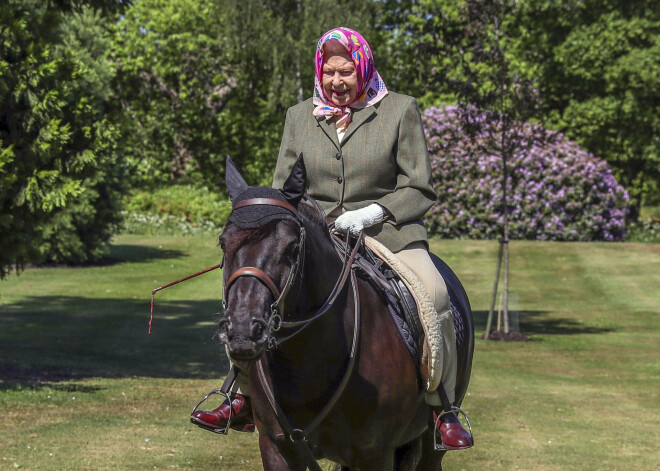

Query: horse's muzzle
left=218, top=316, right=269, bottom=360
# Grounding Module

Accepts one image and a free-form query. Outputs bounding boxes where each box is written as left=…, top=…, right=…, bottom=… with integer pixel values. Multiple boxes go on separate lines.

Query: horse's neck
left=267, top=223, right=351, bottom=402
left=294, top=222, right=344, bottom=310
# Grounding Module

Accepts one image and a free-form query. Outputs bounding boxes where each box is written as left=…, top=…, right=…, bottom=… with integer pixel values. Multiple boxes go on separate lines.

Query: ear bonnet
left=226, top=155, right=306, bottom=229
left=227, top=187, right=300, bottom=229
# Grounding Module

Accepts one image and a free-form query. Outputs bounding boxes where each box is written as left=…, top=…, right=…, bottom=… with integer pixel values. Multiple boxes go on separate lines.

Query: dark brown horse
left=217, top=156, right=474, bottom=470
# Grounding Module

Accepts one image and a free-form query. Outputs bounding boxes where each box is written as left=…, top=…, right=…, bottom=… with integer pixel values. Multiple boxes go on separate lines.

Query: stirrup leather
left=433, top=406, right=474, bottom=451
left=190, top=389, right=232, bottom=435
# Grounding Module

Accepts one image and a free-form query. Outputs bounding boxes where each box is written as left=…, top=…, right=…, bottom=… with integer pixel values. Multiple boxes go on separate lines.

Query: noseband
left=222, top=197, right=361, bottom=348
left=222, top=198, right=306, bottom=338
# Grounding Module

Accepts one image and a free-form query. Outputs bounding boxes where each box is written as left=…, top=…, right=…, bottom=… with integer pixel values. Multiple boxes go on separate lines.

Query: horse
left=216, top=155, right=474, bottom=471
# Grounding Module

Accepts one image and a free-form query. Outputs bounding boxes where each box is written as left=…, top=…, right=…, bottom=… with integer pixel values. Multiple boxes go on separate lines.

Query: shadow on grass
left=472, top=310, right=616, bottom=337
left=106, top=244, right=187, bottom=263
left=0, top=295, right=229, bottom=388
left=2, top=299, right=617, bottom=389
left=32, top=246, right=187, bottom=269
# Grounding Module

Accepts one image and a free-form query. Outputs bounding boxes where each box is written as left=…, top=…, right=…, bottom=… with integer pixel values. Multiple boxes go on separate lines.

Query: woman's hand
left=335, top=204, right=388, bottom=235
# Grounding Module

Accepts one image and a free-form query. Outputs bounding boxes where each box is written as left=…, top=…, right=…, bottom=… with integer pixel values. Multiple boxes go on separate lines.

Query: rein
left=256, top=271, right=360, bottom=471
left=148, top=261, right=223, bottom=334
left=148, top=196, right=361, bottom=346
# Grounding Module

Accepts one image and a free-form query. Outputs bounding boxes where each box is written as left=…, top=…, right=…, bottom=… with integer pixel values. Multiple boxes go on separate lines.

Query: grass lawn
left=1, top=234, right=658, bottom=470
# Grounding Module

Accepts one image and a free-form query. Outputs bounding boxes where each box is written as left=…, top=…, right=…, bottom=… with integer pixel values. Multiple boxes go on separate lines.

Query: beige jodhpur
left=393, top=242, right=457, bottom=406
left=228, top=240, right=458, bottom=406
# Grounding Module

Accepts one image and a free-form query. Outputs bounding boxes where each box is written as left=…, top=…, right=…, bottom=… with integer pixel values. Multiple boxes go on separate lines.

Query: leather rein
left=224, top=197, right=362, bottom=470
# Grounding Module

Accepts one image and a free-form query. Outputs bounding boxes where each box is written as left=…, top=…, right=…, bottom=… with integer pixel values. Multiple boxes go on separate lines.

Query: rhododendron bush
left=423, top=106, right=629, bottom=241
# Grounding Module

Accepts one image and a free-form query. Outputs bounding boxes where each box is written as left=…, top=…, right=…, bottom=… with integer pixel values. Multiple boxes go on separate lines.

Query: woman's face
left=321, top=41, right=358, bottom=106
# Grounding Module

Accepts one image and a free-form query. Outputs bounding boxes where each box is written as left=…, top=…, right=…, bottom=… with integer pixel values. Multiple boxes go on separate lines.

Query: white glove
left=335, top=203, right=388, bottom=235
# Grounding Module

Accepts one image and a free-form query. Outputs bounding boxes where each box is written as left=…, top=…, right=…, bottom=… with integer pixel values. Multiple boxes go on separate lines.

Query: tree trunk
left=295, top=0, right=304, bottom=103
left=503, top=237, right=510, bottom=334
left=501, top=126, right=510, bottom=334
left=485, top=240, right=504, bottom=338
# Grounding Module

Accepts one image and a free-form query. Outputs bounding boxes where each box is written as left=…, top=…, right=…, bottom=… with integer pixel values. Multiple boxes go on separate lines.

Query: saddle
left=348, top=239, right=424, bottom=362
left=332, top=233, right=469, bottom=393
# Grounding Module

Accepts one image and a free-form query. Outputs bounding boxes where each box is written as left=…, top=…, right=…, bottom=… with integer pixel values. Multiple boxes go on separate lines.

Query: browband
left=232, top=198, right=300, bottom=219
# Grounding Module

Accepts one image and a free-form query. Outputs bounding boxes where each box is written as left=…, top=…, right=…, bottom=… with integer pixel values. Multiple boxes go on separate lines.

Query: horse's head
left=217, top=155, right=308, bottom=361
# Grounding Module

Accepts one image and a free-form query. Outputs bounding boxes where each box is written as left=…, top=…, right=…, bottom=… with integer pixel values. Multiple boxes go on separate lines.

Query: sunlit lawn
left=1, top=235, right=658, bottom=470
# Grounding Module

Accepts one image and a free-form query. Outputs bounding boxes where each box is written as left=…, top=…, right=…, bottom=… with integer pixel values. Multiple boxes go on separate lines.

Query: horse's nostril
left=218, top=319, right=230, bottom=341
left=250, top=320, right=265, bottom=340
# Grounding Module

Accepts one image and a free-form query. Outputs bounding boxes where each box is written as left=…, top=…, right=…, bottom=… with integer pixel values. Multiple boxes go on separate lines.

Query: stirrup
left=190, top=388, right=232, bottom=435
left=433, top=406, right=474, bottom=451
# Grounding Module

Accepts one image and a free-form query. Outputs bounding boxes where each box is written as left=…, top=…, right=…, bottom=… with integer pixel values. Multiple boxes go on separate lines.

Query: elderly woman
left=192, top=27, right=472, bottom=451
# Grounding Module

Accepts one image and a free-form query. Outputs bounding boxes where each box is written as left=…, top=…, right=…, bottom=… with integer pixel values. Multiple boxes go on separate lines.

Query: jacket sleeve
left=272, top=107, right=297, bottom=189
left=375, top=98, right=437, bottom=224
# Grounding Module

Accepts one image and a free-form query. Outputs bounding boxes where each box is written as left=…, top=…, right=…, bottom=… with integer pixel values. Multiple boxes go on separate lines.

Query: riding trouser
left=394, top=241, right=457, bottom=406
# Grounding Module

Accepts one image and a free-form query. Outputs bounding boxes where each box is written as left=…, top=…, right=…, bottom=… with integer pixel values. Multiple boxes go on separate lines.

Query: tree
left=0, top=1, right=125, bottom=278
left=411, top=0, right=556, bottom=337
left=380, top=1, right=657, bottom=217
left=514, top=0, right=660, bottom=219
left=113, top=0, right=380, bottom=191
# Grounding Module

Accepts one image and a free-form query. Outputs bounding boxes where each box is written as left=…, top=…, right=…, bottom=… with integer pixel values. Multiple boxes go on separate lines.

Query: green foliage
left=626, top=220, right=660, bottom=243
left=640, top=204, right=660, bottom=220
left=112, top=0, right=379, bottom=191
left=384, top=0, right=658, bottom=221
left=125, top=186, right=231, bottom=226
left=514, top=0, right=660, bottom=219
left=0, top=2, right=125, bottom=277
left=121, top=185, right=231, bottom=236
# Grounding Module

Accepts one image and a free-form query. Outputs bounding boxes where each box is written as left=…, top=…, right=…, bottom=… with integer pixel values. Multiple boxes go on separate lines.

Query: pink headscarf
left=312, top=27, right=388, bottom=129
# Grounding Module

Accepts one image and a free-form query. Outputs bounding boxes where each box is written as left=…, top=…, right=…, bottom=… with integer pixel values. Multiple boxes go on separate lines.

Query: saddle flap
left=350, top=246, right=424, bottom=364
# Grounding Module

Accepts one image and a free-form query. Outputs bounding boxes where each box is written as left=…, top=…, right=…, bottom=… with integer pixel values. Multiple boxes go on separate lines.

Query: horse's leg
left=258, top=434, right=305, bottom=471
left=414, top=428, right=445, bottom=471
left=349, top=453, right=395, bottom=471
left=393, top=437, right=423, bottom=471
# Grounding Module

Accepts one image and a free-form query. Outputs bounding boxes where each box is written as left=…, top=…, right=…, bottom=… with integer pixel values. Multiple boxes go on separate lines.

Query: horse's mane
left=299, top=194, right=329, bottom=233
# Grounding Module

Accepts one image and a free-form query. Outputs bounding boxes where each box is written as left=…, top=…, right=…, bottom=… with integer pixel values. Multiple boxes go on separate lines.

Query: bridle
left=221, top=198, right=306, bottom=345
left=221, top=197, right=361, bottom=349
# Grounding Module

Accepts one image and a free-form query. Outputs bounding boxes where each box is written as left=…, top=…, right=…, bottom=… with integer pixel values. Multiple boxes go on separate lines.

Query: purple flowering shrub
left=423, top=106, right=629, bottom=241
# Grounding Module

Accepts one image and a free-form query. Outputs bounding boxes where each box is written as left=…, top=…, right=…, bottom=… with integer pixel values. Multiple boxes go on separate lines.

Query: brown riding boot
left=191, top=394, right=255, bottom=433
left=434, top=410, right=473, bottom=450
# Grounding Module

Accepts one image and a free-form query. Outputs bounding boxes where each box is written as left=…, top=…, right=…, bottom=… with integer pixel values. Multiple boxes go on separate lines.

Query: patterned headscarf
left=312, top=27, right=388, bottom=130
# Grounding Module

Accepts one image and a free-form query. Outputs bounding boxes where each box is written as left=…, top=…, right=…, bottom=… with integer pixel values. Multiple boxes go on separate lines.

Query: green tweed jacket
left=272, top=92, right=437, bottom=253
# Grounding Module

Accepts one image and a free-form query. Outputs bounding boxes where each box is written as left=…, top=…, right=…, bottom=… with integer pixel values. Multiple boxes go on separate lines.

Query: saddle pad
left=363, top=236, right=451, bottom=392
left=380, top=284, right=419, bottom=362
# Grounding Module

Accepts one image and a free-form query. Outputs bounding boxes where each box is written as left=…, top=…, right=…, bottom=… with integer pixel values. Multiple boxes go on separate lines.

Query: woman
left=192, top=27, right=472, bottom=450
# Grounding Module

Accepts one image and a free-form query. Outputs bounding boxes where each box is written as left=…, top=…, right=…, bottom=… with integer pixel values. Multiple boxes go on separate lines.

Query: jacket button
left=337, top=176, right=343, bottom=183
left=335, top=152, right=341, bottom=160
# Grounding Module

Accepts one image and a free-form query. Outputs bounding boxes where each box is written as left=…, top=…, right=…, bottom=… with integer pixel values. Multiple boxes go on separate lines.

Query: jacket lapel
left=316, top=116, right=341, bottom=151
left=342, top=105, right=377, bottom=146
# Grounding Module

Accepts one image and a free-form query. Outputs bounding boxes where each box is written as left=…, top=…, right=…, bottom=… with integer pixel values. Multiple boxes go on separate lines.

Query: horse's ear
left=281, top=154, right=306, bottom=206
left=225, top=155, right=249, bottom=204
